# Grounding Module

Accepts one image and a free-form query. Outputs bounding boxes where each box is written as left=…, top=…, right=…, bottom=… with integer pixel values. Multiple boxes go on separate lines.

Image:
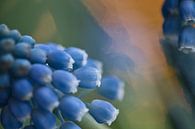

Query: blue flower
left=34, top=86, right=59, bottom=112
left=35, top=43, right=64, bottom=54
left=29, top=64, right=52, bottom=85
left=59, top=96, right=88, bottom=121
left=163, top=16, right=181, bottom=41
left=0, top=73, right=10, bottom=88
left=29, top=48, right=47, bottom=64
left=74, top=66, right=101, bottom=89
left=1, top=106, right=23, bottom=129
left=162, top=0, right=179, bottom=18
left=32, top=109, right=56, bottom=129
left=0, top=38, right=15, bottom=53
left=0, top=24, right=123, bottom=128
left=14, top=43, right=31, bottom=58
left=12, top=59, right=31, bottom=77
left=0, top=88, right=10, bottom=107
left=60, top=121, right=81, bottom=129
left=89, top=99, right=119, bottom=125
left=18, top=35, right=35, bottom=47
left=178, top=26, right=195, bottom=53
left=8, top=29, right=21, bottom=42
left=98, top=76, right=125, bottom=100
left=66, top=47, right=88, bottom=69
left=0, top=54, right=14, bottom=72
left=12, top=79, right=33, bottom=100
left=8, top=99, right=32, bottom=122
left=86, top=58, right=103, bottom=73
left=47, top=50, right=75, bottom=70
left=52, top=70, right=79, bottom=94
left=180, top=0, right=195, bottom=23
left=0, top=24, right=9, bottom=37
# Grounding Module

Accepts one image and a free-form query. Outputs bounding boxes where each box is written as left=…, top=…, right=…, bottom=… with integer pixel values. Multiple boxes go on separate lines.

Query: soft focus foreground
left=0, top=0, right=191, bottom=129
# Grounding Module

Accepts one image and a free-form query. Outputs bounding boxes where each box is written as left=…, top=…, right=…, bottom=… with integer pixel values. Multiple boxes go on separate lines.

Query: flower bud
left=8, top=29, right=21, bottom=42
left=35, top=43, right=64, bottom=54
left=32, top=109, right=56, bottom=129
left=1, top=106, right=23, bottom=129
left=74, top=66, right=101, bottom=89
left=66, top=47, right=88, bottom=69
left=29, top=64, right=52, bottom=85
left=0, top=54, right=14, bottom=72
left=9, top=99, right=32, bottom=122
left=0, top=38, right=15, bottom=53
left=0, top=88, right=10, bottom=107
left=29, top=48, right=47, bottom=64
left=34, top=87, right=59, bottom=112
left=86, top=58, right=103, bottom=73
left=89, top=99, right=119, bottom=125
left=178, top=26, right=195, bottom=53
left=12, top=59, right=31, bottom=77
left=180, top=0, right=195, bottom=23
left=99, top=76, right=125, bottom=100
left=59, top=96, right=88, bottom=121
left=14, top=43, right=31, bottom=58
left=47, top=50, right=74, bottom=71
left=12, top=79, right=33, bottom=100
left=52, top=70, right=79, bottom=94
left=0, top=74, right=10, bottom=88
left=19, top=35, right=35, bottom=47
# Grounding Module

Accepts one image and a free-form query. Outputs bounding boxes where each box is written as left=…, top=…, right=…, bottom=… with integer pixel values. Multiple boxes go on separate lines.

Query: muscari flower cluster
left=162, top=0, right=195, bottom=51
left=0, top=24, right=125, bottom=129
left=162, top=0, right=195, bottom=114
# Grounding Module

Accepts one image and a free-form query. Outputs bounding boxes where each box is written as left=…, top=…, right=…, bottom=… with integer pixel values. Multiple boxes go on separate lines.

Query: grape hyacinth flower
left=0, top=38, right=15, bottom=53
left=86, top=58, right=103, bottom=73
left=74, top=66, right=102, bottom=89
left=0, top=54, right=14, bottom=72
left=65, top=47, right=88, bottom=69
left=35, top=43, right=64, bottom=54
left=13, top=43, right=31, bottom=58
left=18, top=35, right=35, bottom=47
left=162, top=0, right=179, bottom=18
left=34, top=86, right=59, bottom=112
left=59, top=96, right=88, bottom=121
left=12, top=59, right=31, bottom=77
left=29, top=64, right=52, bottom=85
left=161, top=0, right=195, bottom=127
left=0, top=24, right=124, bottom=129
left=0, top=88, right=10, bottom=107
left=8, top=29, right=21, bottom=42
left=52, top=70, right=79, bottom=94
left=88, top=99, right=119, bottom=126
left=98, top=76, right=125, bottom=101
left=1, top=106, right=23, bottom=129
left=29, top=48, right=47, bottom=64
left=32, top=109, right=56, bottom=129
left=180, top=0, right=195, bottom=23
left=47, top=50, right=74, bottom=71
left=8, top=98, right=32, bottom=122
left=12, top=79, right=33, bottom=100
left=0, top=24, right=9, bottom=37
left=178, top=25, right=195, bottom=53
left=162, top=16, right=181, bottom=41
left=0, top=73, right=10, bottom=88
